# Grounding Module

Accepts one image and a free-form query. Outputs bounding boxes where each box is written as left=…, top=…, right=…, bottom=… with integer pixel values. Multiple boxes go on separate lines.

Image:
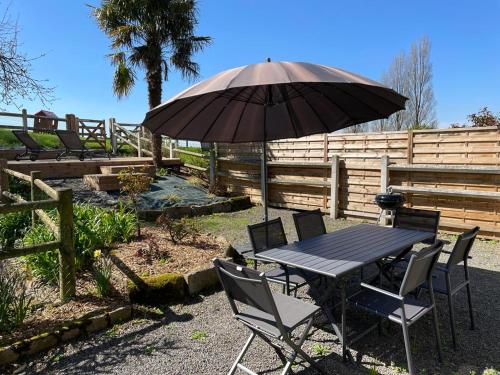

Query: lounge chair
left=12, top=130, right=59, bottom=161
left=55, top=130, right=110, bottom=161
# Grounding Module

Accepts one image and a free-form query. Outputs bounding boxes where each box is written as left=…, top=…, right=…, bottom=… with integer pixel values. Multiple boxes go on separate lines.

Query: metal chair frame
left=55, top=130, right=110, bottom=161
left=213, top=258, right=326, bottom=375
left=349, top=241, right=444, bottom=375
left=292, top=209, right=327, bottom=241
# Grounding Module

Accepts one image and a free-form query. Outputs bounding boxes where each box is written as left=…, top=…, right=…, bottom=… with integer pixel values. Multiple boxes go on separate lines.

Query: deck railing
left=0, top=159, right=75, bottom=301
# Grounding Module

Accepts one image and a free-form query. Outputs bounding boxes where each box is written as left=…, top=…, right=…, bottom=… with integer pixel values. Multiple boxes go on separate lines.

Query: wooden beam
left=0, top=194, right=58, bottom=213
left=388, top=164, right=500, bottom=174
left=380, top=155, right=389, bottom=225
left=173, top=148, right=207, bottom=158
left=57, top=188, right=76, bottom=301
left=3, top=168, right=31, bottom=182
left=0, top=241, right=61, bottom=260
left=330, top=155, right=339, bottom=219
left=389, top=185, right=500, bottom=200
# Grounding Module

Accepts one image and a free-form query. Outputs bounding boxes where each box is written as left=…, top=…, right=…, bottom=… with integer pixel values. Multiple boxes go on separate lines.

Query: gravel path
left=11, top=208, right=500, bottom=375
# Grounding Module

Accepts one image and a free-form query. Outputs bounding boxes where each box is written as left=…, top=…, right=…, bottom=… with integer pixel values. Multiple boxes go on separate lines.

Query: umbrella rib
left=199, top=86, right=249, bottom=142
left=231, top=85, right=260, bottom=143
left=303, top=82, right=354, bottom=123
left=329, top=84, right=388, bottom=119
left=278, top=85, right=299, bottom=138
left=353, top=84, right=407, bottom=110
left=145, top=95, right=204, bottom=134
left=297, top=84, right=331, bottom=134
left=172, top=92, right=228, bottom=139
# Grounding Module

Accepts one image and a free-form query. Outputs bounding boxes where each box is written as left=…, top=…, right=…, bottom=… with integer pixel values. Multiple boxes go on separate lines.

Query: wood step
left=83, top=173, right=150, bottom=191
left=100, top=164, right=156, bottom=177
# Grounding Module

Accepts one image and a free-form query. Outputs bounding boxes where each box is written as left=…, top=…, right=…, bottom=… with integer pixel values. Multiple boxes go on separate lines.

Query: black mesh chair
left=419, top=226, right=479, bottom=349
left=293, top=209, right=327, bottom=241
left=381, top=208, right=441, bottom=283
left=55, top=130, right=110, bottom=161
left=213, top=258, right=326, bottom=375
left=247, top=218, right=308, bottom=296
left=349, top=241, right=444, bottom=375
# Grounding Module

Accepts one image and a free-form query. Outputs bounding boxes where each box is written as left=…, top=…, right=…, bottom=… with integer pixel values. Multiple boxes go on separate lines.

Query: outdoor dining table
left=256, top=223, right=434, bottom=362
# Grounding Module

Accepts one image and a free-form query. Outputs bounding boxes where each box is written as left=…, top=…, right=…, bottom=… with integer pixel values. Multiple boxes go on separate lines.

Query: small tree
left=468, top=107, right=500, bottom=128
left=118, top=167, right=152, bottom=237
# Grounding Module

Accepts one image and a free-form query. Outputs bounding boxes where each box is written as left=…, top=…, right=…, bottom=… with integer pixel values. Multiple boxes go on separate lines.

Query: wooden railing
left=0, top=159, right=75, bottom=301
left=77, top=118, right=107, bottom=150
left=0, top=109, right=67, bottom=132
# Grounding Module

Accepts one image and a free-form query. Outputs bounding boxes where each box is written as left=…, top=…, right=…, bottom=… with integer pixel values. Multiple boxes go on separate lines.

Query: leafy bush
left=0, top=263, right=35, bottom=332
left=156, top=214, right=198, bottom=245
left=8, top=175, right=31, bottom=199
left=22, top=204, right=135, bottom=284
left=0, top=211, right=30, bottom=247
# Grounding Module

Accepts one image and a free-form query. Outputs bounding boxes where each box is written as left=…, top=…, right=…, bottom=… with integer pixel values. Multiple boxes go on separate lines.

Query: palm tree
left=92, top=0, right=211, bottom=166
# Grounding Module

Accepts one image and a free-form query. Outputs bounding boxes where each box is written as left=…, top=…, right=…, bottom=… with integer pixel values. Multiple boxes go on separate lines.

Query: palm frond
left=113, top=60, right=135, bottom=99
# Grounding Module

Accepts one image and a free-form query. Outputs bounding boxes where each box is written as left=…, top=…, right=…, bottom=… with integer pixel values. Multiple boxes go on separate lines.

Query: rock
left=60, top=327, right=81, bottom=342
left=184, top=265, right=220, bottom=296
left=25, top=333, right=58, bottom=355
left=109, top=306, right=133, bottom=324
left=86, top=315, right=109, bottom=333
left=0, top=347, right=19, bottom=366
left=128, top=273, right=186, bottom=306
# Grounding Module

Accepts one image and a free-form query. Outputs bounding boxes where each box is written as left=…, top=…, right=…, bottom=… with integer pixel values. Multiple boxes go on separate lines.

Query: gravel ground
left=10, top=208, right=500, bottom=375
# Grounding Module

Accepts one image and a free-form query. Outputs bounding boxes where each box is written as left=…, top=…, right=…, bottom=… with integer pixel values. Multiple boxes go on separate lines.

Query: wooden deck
left=6, top=157, right=182, bottom=178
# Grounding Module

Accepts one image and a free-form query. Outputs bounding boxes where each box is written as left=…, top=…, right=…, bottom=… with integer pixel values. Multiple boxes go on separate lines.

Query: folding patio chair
left=417, top=226, right=479, bottom=349
left=12, top=130, right=58, bottom=161
left=247, top=218, right=308, bottom=296
left=293, top=209, right=327, bottom=241
left=213, top=258, right=327, bottom=375
left=348, top=241, right=444, bottom=375
left=55, top=130, right=110, bottom=161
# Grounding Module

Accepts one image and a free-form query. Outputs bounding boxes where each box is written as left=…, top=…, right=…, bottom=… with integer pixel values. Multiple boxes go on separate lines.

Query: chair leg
left=228, top=332, right=256, bottom=375
left=466, top=283, right=475, bottom=330
left=446, top=277, right=458, bottom=350
left=431, top=305, right=443, bottom=362
left=401, top=321, right=415, bottom=375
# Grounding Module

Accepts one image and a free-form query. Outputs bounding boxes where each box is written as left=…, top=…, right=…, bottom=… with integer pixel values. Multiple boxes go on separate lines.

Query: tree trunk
left=146, top=51, right=163, bottom=167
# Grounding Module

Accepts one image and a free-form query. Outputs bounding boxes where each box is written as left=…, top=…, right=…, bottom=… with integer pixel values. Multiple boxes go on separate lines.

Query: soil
left=0, top=225, right=227, bottom=349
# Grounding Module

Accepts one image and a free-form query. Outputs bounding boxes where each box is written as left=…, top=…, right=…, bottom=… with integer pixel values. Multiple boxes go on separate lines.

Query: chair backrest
left=393, top=207, right=440, bottom=244
left=399, top=240, right=444, bottom=296
left=56, top=130, right=84, bottom=150
left=213, top=258, right=284, bottom=329
left=293, top=209, right=327, bottom=241
left=12, top=131, right=42, bottom=151
left=447, top=226, right=480, bottom=269
left=247, top=218, right=287, bottom=253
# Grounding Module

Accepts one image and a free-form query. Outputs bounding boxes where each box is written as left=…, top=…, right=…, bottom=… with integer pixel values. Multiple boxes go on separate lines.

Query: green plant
left=483, top=369, right=499, bottom=375
left=0, top=211, right=30, bottom=247
left=93, top=251, right=113, bottom=297
left=156, top=214, right=198, bottom=245
left=156, top=167, right=170, bottom=177
left=22, top=204, right=135, bottom=284
left=118, top=167, right=152, bottom=237
left=368, top=368, right=379, bottom=375
left=186, top=176, right=205, bottom=187
left=311, top=343, right=330, bottom=356
left=0, top=264, right=35, bottom=332
left=191, top=330, right=207, bottom=341
left=144, top=345, right=156, bottom=355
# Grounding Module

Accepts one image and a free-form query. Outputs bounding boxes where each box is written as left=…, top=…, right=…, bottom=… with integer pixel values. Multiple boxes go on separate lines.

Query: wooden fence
left=217, top=126, right=500, bottom=238
left=0, top=159, right=75, bottom=301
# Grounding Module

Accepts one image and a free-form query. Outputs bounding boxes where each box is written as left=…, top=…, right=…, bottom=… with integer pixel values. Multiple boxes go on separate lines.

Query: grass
left=191, top=329, right=208, bottom=341
left=311, top=343, right=330, bottom=356
left=177, top=146, right=209, bottom=168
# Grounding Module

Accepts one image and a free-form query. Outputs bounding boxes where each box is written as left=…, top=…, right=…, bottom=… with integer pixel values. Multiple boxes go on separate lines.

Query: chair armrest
left=360, top=282, right=404, bottom=301
left=442, top=250, right=452, bottom=255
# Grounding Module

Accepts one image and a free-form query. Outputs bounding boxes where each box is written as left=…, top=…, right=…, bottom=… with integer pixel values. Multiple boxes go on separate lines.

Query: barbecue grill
left=375, top=192, right=405, bottom=224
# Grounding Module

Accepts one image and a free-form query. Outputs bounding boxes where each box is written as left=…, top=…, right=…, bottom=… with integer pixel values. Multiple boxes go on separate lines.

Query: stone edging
left=0, top=306, right=133, bottom=367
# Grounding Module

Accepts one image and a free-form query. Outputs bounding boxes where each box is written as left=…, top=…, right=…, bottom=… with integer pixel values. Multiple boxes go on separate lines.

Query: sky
left=4, top=0, right=500, bottom=127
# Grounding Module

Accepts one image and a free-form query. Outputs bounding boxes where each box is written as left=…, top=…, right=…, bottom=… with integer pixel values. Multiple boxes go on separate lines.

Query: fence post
left=137, top=127, right=143, bottom=157
left=169, top=139, right=174, bottom=158
left=30, top=171, right=42, bottom=227
left=0, top=159, right=8, bottom=203
left=380, top=155, right=390, bottom=225
left=109, top=118, right=117, bottom=155
left=22, top=109, right=28, bottom=131
left=209, top=142, right=216, bottom=189
left=65, top=114, right=77, bottom=132
left=57, top=188, right=76, bottom=301
left=330, top=155, right=339, bottom=219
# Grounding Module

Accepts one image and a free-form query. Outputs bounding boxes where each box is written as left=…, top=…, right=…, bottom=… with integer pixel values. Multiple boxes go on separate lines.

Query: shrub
left=0, top=211, right=31, bottom=247
left=156, top=214, right=198, bottom=245
left=93, top=250, right=113, bottom=298
left=22, top=204, right=136, bottom=284
left=0, top=263, right=35, bottom=332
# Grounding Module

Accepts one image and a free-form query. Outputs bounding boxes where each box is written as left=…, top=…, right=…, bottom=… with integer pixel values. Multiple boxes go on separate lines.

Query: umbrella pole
left=261, top=141, right=268, bottom=222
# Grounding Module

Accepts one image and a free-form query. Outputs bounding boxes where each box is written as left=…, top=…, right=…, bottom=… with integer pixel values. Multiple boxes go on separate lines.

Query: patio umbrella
left=143, top=60, right=407, bottom=221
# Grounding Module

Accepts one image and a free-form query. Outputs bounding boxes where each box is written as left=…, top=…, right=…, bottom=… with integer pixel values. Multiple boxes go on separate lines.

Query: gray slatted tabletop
left=256, top=224, right=434, bottom=278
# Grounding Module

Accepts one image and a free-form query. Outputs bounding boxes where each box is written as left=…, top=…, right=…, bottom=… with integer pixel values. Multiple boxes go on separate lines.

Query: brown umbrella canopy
left=143, top=61, right=407, bottom=142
